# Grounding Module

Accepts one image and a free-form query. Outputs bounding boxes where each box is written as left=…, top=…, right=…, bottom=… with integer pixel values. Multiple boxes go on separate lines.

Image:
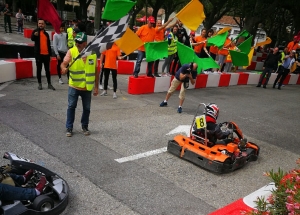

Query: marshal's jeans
left=0, top=174, right=36, bottom=201
left=66, top=87, right=92, bottom=129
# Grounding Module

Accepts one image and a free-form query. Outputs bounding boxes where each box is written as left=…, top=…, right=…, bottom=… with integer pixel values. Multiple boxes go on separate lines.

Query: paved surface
left=1, top=17, right=300, bottom=215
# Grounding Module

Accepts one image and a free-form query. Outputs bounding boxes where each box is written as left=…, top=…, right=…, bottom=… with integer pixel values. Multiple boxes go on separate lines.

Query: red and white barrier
left=209, top=183, right=275, bottom=215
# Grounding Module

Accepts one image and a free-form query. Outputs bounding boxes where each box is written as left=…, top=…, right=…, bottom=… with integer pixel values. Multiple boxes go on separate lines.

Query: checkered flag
left=80, top=14, right=130, bottom=57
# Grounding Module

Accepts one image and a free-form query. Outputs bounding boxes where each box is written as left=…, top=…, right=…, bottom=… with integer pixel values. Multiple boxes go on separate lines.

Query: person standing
left=99, top=43, right=123, bottom=98
left=133, top=16, right=156, bottom=78
left=153, top=18, right=175, bottom=77
left=217, top=33, right=232, bottom=72
left=161, top=25, right=178, bottom=77
left=256, top=47, right=280, bottom=88
left=192, top=28, right=207, bottom=57
left=15, top=9, right=25, bottom=34
left=66, top=19, right=78, bottom=49
left=53, top=23, right=68, bottom=84
left=273, top=51, right=295, bottom=90
left=2, top=3, right=12, bottom=33
left=159, top=63, right=198, bottom=113
left=61, top=32, right=99, bottom=137
left=31, top=19, right=55, bottom=90
left=287, top=36, right=300, bottom=53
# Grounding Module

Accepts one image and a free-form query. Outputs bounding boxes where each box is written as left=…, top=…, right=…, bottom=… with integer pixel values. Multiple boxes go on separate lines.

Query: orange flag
left=176, top=0, right=206, bottom=31
left=115, top=28, right=143, bottom=55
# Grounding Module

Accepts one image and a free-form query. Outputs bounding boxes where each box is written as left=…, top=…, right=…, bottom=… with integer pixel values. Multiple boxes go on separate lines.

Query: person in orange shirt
left=31, top=19, right=55, bottom=90
left=223, top=41, right=237, bottom=73
left=287, top=36, right=300, bottom=52
left=191, top=28, right=207, bottom=57
left=217, top=33, right=232, bottom=72
left=133, top=16, right=156, bottom=78
left=153, top=17, right=175, bottom=77
left=99, top=43, right=123, bottom=99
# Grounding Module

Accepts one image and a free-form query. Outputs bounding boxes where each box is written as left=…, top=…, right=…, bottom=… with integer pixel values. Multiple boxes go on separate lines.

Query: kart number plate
left=196, top=115, right=206, bottom=129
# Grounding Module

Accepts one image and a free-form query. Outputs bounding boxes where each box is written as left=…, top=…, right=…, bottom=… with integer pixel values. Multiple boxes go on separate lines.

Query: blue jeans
left=258, top=67, right=273, bottom=86
left=66, top=87, right=92, bottom=129
left=133, top=51, right=154, bottom=76
left=0, top=174, right=36, bottom=201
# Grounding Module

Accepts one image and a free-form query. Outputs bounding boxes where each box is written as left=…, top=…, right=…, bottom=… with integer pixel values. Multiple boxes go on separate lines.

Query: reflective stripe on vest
left=69, top=47, right=96, bottom=91
left=67, top=27, right=75, bottom=48
left=168, top=33, right=177, bottom=55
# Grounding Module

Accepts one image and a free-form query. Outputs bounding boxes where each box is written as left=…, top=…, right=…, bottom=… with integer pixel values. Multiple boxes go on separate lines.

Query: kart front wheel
left=32, top=195, right=54, bottom=212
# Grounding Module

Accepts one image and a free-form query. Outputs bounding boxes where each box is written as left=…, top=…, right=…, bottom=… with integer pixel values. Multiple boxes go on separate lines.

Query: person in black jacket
left=31, top=18, right=55, bottom=90
left=256, top=47, right=280, bottom=88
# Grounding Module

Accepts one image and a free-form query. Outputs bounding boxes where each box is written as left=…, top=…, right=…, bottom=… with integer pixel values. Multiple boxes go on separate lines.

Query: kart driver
left=193, top=103, right=232, bottom=145
left=0, top=169, right=46, bottom=201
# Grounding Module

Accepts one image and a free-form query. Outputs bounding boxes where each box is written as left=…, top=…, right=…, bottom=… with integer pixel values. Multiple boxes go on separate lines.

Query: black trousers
left=36, top=55, right=51, bottom=84
left=154, top=59, right=160, bottom=75
left=103, top=68, right=117, bottom=92
left=170, top=54, right=180, bottom=75
left=57, top=51, right=68, bottom=79
left=275, top=68, right=290, bottom=88
left=4, top=16, right=12, bottom=33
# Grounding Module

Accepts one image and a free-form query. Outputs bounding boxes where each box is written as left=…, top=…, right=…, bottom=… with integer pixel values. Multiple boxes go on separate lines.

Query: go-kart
left=0, top=152, right=69, bottom=215
left=167, top=103, right=260, bottom=174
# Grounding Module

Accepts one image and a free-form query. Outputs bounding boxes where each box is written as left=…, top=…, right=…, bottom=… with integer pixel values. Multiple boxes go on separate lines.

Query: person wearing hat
left=60, top=32, right=99, bottom=137
left=287, top=36, right=300, bottom=53
left=133, top=16, right=156, bottom=78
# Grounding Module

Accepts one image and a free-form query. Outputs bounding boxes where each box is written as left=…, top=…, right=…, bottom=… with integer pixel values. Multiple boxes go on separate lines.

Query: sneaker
left=154, top=73, right=161, bottom=77
left=167, top=73, right=172, bottom=77
left=48, top=84, right=55, bottom=90
left=160, top=101, right=167, bottom=107
left=66, top=128, right=73, bottom=137
left=177, top=107, right=182, bottom=113
left=82, top=126, right=90, bottom=136
left=161, top=73, right=167, bottom=77
left=100, top=91, right=107, bottom=96
left=58, top=78, right=64, bottom=84
left=256, top=85, right=261, bottom=87
left=147, top=74, right=155, bottom=78
left=23, top=169, right=34, bottom=182
left=35, top=176, right=46, bottom=193
left=263, top=85, right=266, bottom=89
left=134, top=74, right=138, bottom=78
left=38, top=83, right=42, bottom=90
left=113, top=92, right=117, bottom=99
left=108, top=85, right=112, bottom=90
left=99, top=84, right=103, bottom=90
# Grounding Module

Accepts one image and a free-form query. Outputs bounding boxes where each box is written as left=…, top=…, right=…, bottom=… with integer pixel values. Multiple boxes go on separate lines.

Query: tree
left=162, top=0, right=188, bottom=22
left=78, top=0, right=92, bottom=20
left=129, top=0, right=144, bottom=29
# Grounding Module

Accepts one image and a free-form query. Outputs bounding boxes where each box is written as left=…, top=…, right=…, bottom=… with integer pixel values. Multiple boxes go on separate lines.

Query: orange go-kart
left=167, top=103, right=260, bottom=174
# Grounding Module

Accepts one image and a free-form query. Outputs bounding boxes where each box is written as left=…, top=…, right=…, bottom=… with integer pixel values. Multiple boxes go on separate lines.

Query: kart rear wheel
left=32, top=195, right=54, bottom=212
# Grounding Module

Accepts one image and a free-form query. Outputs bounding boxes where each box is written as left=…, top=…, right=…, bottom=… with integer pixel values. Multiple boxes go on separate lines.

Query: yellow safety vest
left=278, top=52, right=285, bottom=66
left=69, top=47, right=97, bottom=91
left=67, top=27, right=75, bottom=48
left=168, top=33, right=177, bottom=55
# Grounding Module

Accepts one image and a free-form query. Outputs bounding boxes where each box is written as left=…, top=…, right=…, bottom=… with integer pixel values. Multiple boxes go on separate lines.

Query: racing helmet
left=206, top=103, right=219, bottom=120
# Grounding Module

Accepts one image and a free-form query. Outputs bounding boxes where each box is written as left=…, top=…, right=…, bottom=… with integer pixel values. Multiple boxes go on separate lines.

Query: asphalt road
left=0, top=76, right=299, bottom=215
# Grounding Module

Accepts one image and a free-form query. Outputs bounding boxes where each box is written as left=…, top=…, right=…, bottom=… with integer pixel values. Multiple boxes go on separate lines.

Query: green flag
left=238, top=35, right=253, bottom=54
left=145, top=41, right=168, bottom=62
left=177, top=42, right=195, bottom=65
left=102, top=0, right=136, bottom=21
left=233, top=30, right=249, bottom=40
left=229, top=50, right=249, bottom=66
left=207, top=31, right=228, bottom=49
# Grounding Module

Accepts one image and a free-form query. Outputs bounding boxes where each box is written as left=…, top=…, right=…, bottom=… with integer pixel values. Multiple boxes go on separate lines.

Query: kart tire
left=32, top=195, right=54, bottom=212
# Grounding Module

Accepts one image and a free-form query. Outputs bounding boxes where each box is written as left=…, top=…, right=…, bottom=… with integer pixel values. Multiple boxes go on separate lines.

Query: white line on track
left=0, top=81, right=13, bottom=91
left=115, top=147, right=167, bottom=163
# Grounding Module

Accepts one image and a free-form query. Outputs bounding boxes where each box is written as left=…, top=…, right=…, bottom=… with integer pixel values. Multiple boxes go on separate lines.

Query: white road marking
left=0, top=81, right=13, bottom=91
left=0, top=94, right=6, bottom=98
left=115, top=147, right=167, bottom=163
left=115, top=125, right=191, bottom=163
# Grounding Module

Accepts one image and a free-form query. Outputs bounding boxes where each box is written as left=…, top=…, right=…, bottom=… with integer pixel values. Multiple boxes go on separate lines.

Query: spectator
left=100, top=43, right=123, bottom=99
left=256, top=47, right=280, bottom=88
left=15, top=9, right=25, bottom=34
left=161, top=25, right=178, bottom=77
left=207, top=29, right=219, bottom=72
left=153, top=17, right=175, bottom=77
left=60, top=32, right=99, bottom=137
left=2, top=3, right=12, bottom=33
left=53, top=23, right=68, bottom=84
left=159, top=63, right=198, bottom=113
left=31, top=19, right=55, bottom=90
left=273, top=51, right=295, bottom=90
left=189, top=31, right=196, bottom=48
left=66, top=19, right=78, bottom=49
left=287, top=36, right=300, bottom=52
left=0, top=170, right=46, bottom=201
left=217, top=33, right=232, bottom=72
left=192, top=28, right=207, bottom=57
left=133, top=16, right=156, bottom=78
left=223, top=41, right=237, bottom=73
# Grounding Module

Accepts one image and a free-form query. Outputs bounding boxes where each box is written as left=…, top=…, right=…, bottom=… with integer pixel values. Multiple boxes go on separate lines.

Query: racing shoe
left=177, top=107, right=182, bottom=113
left=160, top=101, right=167, bottom=107
left=66, top=128, right=73, bottom=137
left=35, top=176, right=46, bottom=194
left=82, top=126, right=90, bottom=136
left=23, top=169, right=34, bottom=182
